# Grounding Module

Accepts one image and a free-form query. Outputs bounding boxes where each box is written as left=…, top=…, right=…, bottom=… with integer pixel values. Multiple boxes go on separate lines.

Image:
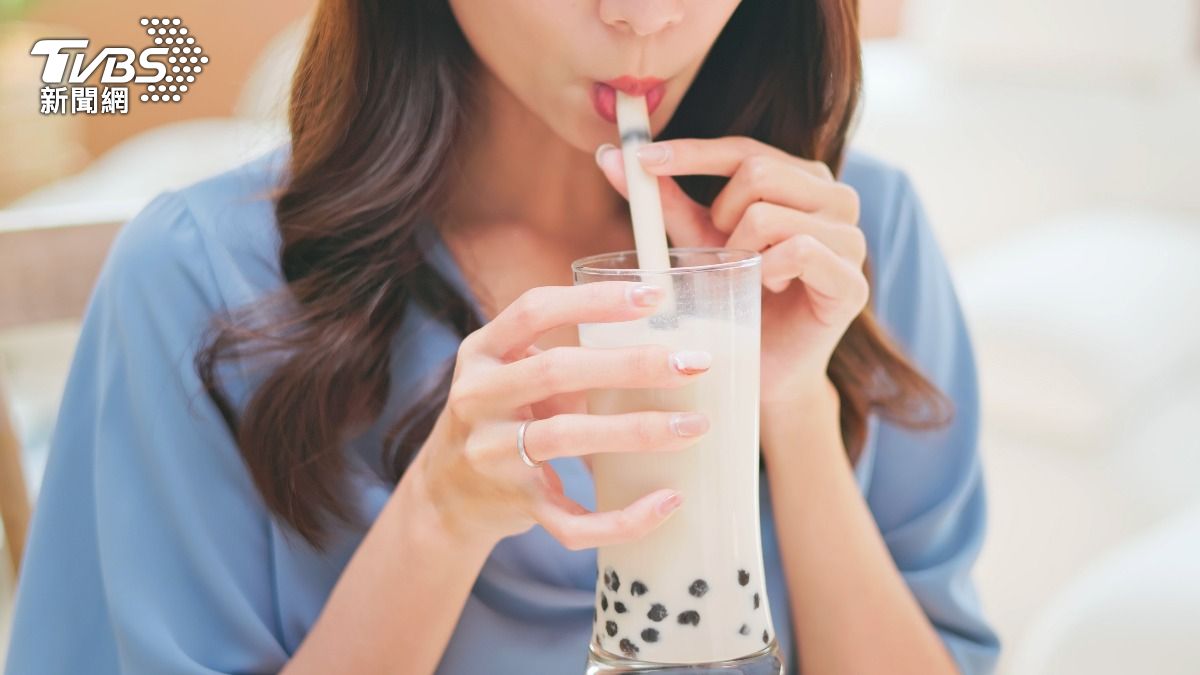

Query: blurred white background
left=2, top=0, right=1199, bottom=672
left=855, top=1, right=1200, bottom=672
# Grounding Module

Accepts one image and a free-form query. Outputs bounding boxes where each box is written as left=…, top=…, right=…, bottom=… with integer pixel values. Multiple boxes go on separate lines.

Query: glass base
left=585, top=639, right=783, bottom=674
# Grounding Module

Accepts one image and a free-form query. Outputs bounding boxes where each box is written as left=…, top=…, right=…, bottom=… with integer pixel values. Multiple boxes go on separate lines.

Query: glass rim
left=571, top=247, right=761, bottom=276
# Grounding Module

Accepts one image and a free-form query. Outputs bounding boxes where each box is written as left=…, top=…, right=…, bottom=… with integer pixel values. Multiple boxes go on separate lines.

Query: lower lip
left=591, top=82, right=666, bottom=124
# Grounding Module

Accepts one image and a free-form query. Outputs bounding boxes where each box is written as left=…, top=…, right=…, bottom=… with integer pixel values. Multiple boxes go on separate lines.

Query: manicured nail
left=627, top=283, right=664, bottom=307
left=670, top=412, right=709, bottom=437
left=670, top=350, right=712, bottom=374
left=595, top=143, right=617, bottom=167
left=657, top=492, right=683, bottom=516
left=636, top=143, right=670, bottom=165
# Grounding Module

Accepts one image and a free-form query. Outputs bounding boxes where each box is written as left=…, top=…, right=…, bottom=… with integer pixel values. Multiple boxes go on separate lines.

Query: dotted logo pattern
left=137, top=17, right=207, bottom=104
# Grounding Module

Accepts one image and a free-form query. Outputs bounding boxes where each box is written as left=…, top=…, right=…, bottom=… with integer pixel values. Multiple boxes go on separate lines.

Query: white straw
left=614, top=91, right=676, bottom=315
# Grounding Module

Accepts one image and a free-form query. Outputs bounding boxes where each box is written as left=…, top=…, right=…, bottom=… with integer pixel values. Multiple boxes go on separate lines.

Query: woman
left=6, top=0, right=1000, bottom=673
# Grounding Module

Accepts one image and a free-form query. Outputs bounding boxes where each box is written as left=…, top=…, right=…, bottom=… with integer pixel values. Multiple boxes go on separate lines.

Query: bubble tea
left=575, top=248, right=782, bottom=674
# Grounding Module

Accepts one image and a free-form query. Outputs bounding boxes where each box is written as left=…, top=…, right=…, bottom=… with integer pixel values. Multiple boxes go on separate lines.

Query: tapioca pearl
left=738, top=569, right=750, bottom=586
left=614, top=602, right=627, bottom=614
left=677, top=610, right=701, bottom=626
left=753, top=592, right=760, bottom=609
left=605, top=620, right=618, bottom=637
left=739, top=623, right=750, bottom=636
left=601, top=593, right=608, bottom=611
left=619, top=638, right=640, bottom=657
left=603, top=568, right=612, bottom=589
left=648, top=604, right=668, bottom=622
left=688, top=579, right=709, bottom=598
left=631, top=581, right=648, bottom=596
left=609, top=569, right=621, bottom=593
left=641, top=628, right=659, bottom=643
left=762, top=630, right=769, bottom=644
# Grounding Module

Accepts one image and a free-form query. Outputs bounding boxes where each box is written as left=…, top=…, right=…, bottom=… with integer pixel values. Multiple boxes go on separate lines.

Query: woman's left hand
left=595, top=136, right=870, bottom=408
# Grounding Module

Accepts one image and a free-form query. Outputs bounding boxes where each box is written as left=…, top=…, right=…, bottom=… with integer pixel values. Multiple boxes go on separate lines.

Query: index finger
left=636, top=136, right=831, bottom=180
left=473, top=281, right=663, bottom=360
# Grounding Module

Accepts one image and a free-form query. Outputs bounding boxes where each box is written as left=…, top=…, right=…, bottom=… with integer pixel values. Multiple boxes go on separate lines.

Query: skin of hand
left=421, top=279, right=722, bottom=549
left=594, top=136, right=869, bottom=442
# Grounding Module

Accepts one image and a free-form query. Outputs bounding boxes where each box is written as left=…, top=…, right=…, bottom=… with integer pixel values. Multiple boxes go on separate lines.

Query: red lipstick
left=591, top=76, right=666, bottom=124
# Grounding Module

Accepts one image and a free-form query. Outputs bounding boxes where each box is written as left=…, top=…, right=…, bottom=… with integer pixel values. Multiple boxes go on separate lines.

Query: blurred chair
left=0, top=383, right=28, bottom=577
left=0, top=207, right=124, bottom=576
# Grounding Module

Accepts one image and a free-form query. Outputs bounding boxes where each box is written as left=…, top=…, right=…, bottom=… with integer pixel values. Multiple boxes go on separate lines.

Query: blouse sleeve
left=8, top=192, right=291, bottom=673
left=864, top=170, right=1002, bottom=674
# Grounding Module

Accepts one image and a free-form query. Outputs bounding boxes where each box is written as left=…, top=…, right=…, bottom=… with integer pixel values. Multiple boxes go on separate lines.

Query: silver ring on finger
left=517, top=418, right=544, bottom=468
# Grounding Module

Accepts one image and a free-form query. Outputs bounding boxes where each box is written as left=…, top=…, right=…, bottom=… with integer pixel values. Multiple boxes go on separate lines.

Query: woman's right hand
left=416, top=280, right=713, bottom=550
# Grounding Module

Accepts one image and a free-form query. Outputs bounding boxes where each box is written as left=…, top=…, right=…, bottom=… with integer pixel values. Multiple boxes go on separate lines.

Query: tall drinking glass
left=573, top=248, right=782, bottom=675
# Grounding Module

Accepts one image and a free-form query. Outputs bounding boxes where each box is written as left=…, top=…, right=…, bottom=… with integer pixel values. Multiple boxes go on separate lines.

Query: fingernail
left=657, top=492, right=683, bottom=516
left=627, top=283, right=664, bottom=307
left=670, top=412, right=709, bottom=437
left=595, top=143, right=617, bottom=167
left=636, top=143, right=670, bottom=165
left=670, top=350, right=712, bottom=374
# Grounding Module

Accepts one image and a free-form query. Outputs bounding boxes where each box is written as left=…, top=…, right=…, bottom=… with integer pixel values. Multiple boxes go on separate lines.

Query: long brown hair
left=197, top=0, right=953, bottom=550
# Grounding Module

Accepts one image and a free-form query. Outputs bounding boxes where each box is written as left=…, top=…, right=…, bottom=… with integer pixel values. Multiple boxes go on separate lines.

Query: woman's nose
left=598, top=0, right=685, bottom=37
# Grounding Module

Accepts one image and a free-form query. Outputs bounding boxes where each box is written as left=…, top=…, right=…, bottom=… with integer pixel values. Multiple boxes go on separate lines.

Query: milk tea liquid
left=580, top=313, right=775, bottom=665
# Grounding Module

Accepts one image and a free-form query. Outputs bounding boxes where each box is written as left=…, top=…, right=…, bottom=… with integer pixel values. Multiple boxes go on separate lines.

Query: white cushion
left=1107, top=386, right=1200, bottom=518
left=955, top=211, right=1200, bottom=454
left=857, top=41, right=1200, bottom=263
left=1008, top=500, right=1200, bottom=674
left=907, top=0, right=1199, bottom=86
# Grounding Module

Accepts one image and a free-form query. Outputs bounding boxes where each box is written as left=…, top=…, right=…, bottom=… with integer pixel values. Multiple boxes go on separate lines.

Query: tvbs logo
left=31, top=17, right=207, bottom=115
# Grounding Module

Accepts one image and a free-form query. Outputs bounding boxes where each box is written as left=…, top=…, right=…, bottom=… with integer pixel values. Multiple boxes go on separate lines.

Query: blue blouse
left=5, top=146, right=1000, bottom=674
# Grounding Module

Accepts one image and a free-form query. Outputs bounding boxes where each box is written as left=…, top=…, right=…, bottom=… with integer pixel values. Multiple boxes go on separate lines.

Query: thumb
left=594, top=144, right=725, bottom=248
